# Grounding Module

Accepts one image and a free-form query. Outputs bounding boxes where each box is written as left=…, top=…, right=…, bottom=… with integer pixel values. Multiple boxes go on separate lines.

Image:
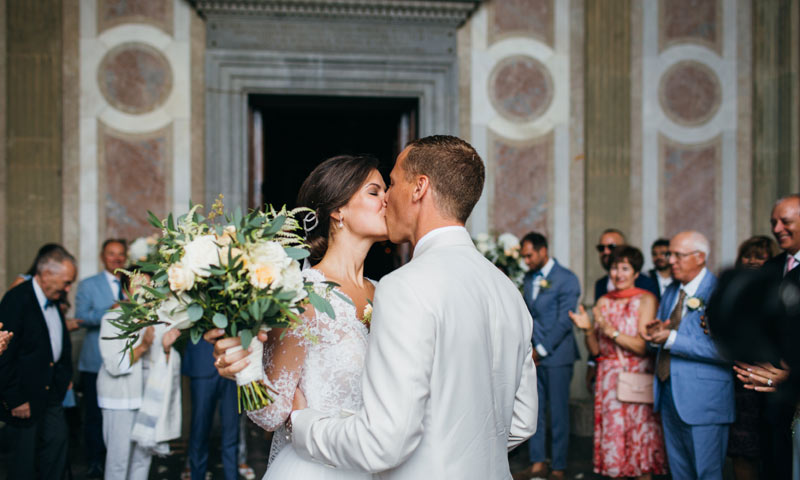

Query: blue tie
left=114, top=279, right=124, bottom=301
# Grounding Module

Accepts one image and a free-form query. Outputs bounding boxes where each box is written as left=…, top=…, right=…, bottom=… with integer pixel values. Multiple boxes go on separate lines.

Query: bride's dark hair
left=297, top=154, right=380, bottom=264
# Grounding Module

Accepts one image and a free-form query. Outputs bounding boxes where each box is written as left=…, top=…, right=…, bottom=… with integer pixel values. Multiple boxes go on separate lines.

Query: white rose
left=497, top=232, right=520, bottom=252
left=475, top=233, right=493, bottom=255
left=182, top=235, right=221, bottom=277
left=246, top=241, right=290, bottom=289
left=168, top=263, right=195, bottom=293
left=279, top=261, right=307, bottom=303
left=156, top=293, right=193, bottom=330
left=128, top=237, right=150, bottom=263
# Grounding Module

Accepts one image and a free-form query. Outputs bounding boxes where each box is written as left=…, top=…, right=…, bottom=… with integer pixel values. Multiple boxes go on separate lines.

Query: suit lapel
left=26, top=281, right=55, bottom=362
left=96, top=273, right=114, bottom=302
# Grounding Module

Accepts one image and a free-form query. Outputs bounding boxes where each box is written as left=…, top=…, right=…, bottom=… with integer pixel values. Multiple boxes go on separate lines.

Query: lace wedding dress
left=247, top=269, right=372, bottom=479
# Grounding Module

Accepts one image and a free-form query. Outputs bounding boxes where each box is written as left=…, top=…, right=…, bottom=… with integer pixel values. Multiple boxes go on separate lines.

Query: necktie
left=656, top=289, right=686, bottom=381
left=787, top=255, right=798, bottom=274
left=114, top=279, right=125, bottom=301
left=44, top=299, right=56, bottom=310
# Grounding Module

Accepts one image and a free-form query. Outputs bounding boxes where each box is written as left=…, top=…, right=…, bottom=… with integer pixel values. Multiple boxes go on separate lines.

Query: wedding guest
left=726, top=236, right=779, bottom=480
left=97, top=270, right=181, bottom=480
left=735, top=195, right=800, bottom=480
left=647, top=238, right=672, bottom=297
left=0, top=245, right=76, bottom=479
left=570, top=245, right=667, bottom=479
left=514, top=232, right=580, bottom=480
left=643, top=231, right=733, bottom=479
left=183, top=337, right=240, bottom=480
left=0, top=322, right=12, bottom=356
left=74, top=238, right=128, bottom=478
left=8, top=243, right=77, bottom=327
left=594, top=229, right=658, bottom=302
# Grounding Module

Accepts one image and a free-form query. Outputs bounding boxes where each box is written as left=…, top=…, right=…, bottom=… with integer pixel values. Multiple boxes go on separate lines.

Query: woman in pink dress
left=570, top=245, right=667, bottom=479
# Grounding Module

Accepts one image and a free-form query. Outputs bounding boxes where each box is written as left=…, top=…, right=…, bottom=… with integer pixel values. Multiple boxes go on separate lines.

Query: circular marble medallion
left=659, top=60, right=721, bottom=126
left=489, top=55, right=554, bottom=122
left=98, top=43, right=173, bottom=114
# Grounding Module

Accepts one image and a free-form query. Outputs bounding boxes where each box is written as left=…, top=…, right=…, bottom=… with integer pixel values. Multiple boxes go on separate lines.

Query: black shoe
left=86, top=463, right=104, bottom=479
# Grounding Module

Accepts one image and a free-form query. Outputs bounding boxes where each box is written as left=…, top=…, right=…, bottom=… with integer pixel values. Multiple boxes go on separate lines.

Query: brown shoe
left=547, top=470, right=565, bottom=480
left=512, top=463, right=549, bottom=480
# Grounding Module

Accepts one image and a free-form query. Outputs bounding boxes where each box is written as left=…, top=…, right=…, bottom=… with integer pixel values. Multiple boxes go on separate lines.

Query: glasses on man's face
left=596, top=244, right=617, bottom=253
left=666, top=250, right=700, bottom=260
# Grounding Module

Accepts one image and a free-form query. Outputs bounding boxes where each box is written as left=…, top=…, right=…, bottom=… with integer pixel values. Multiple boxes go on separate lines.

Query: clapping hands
left=0, top=322, right=12, bottom=356
left=568, top=305, right=592, bottom=331
left=642, top=319, right=671, bottom=344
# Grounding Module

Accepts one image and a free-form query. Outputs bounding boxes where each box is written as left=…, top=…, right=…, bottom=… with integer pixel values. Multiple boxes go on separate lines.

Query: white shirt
left=413, top=225, right=467, bottom=258
left=104, top=270, right=122, bottom=300
left=32, top=277, right=63, bottom=362
left=655, top=271, right=674, bottom=296
left=664, top=267, right=708, bottom=350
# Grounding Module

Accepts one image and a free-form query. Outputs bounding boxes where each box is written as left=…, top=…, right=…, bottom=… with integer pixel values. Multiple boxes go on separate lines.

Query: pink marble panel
left=660, top=0, right=721, bottom=53
left=490, top=55, right=554, bottom=122
left=102, top=126, right=169, bottom=241
left=659, top=60, right=721, bottom=126
left=493, top=133, right=552, bottom=237
left=98, top=43, right=173, bottom=114
left=490, top=0, right=554, bottom=46
left=98, top=0, right=173, bottom=35
left=662, top=137, right=719, bottom=264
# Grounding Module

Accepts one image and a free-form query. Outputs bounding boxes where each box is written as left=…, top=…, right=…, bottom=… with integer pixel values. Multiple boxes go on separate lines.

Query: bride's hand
left=292, top=387, right=307, bottom=412
left=207, top=332, right=250, bottom=380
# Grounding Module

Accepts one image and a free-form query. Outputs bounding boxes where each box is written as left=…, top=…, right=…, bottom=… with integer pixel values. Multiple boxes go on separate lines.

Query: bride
left=206, top=154, right=387, bottom=479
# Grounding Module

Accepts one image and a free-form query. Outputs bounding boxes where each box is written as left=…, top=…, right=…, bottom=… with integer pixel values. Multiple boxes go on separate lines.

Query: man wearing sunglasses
left=593, top=229, right=659, bottom=302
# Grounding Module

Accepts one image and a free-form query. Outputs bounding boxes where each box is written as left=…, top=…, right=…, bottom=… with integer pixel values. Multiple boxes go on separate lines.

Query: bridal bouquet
left=108, top=196, right=334, bottom=412
left=127, top=234, right=159, bottom=265
left=474, top=232, right=528, bottom=289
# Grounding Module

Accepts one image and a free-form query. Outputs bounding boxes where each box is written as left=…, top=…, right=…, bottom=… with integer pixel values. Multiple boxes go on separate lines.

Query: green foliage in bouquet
left=473, top=232, right=528, bottom=289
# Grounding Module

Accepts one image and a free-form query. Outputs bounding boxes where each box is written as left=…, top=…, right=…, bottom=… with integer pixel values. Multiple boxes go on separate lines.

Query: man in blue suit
left=514, top=232, right=580, bottom=480
left=74, top=238, right=127, bottom=478
left=644, top=231, right=734, bottom=480
left=183, top=339, right=240, bottom=480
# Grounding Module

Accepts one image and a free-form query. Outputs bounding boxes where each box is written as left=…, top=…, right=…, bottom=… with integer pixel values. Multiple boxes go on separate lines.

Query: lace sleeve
left=246, top=326, right=311, bottom=432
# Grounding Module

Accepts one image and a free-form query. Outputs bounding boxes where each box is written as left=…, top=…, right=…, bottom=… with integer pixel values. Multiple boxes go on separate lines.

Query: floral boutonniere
left=361, top=300, right=373, bottom=327
left=538, top=278, right=551, bottom=290
left=686, top=296, right=705, bottom=311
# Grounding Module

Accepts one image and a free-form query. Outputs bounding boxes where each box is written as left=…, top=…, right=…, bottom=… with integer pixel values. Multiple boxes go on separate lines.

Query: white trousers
left=102, top=408, right=152, bottom=480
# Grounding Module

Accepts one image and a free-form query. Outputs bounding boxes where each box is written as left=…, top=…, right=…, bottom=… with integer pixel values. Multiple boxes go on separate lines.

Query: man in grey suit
left=516, top=232, right=580, bottom=480
left=74, top=238, right=127, bottom=478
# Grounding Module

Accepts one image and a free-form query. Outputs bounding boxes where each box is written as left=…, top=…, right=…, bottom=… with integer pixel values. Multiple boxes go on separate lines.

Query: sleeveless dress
left=247, top=269, right=372, bottom=479
left=593, top=293, right=668, bottom=477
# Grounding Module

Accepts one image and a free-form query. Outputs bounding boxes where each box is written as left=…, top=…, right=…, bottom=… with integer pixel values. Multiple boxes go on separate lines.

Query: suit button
left=45, top=385, right=50, bottom=390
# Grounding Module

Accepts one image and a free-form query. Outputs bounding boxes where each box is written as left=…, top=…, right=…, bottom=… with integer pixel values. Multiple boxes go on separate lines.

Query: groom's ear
left=411, top=175, right=429, bottom=203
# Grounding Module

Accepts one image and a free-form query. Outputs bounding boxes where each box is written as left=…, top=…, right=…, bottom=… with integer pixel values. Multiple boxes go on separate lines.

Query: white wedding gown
left=247, top=269, right=372, bottom=479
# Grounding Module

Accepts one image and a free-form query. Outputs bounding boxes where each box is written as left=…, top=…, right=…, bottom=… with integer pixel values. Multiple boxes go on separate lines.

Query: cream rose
left=246, top=241, right=290, bottom=289
left=215, top=225, right=237, bottom=247
left=128, top=237, right=150, bottom=263
left=168, top=263, right=195, bottom=293
left=182, top=235, right=221, bottom=277
left=498, top=233, right=520, bottom=252
left=279, top=260, right=307, bottom=302
left=156, top=293, right=194, bottom=330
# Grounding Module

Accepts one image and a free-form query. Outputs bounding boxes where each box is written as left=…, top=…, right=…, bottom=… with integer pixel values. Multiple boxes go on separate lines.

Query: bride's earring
left=338, top=216, right=344, bottom=228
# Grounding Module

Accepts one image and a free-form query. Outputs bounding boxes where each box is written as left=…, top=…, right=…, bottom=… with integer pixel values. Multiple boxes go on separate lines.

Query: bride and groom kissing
left=206, top=135, right=539, bottom=479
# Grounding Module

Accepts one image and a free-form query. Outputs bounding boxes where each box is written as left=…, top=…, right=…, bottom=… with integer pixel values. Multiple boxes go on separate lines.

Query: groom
left=288, top=136, right=538, bottom=477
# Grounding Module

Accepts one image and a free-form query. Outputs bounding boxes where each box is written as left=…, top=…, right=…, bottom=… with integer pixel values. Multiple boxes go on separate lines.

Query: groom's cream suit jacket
left=292, top=227, right=538, bottom=479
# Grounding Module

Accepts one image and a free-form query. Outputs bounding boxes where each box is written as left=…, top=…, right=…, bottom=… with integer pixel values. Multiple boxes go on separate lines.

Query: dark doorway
left=248, top=94, right=418, bottom=279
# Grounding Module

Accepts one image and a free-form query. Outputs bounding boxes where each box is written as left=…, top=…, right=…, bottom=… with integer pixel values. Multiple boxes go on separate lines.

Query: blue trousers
left=528, top=364, right=572, bottom=470
left=80, top=371, right=105, bottom=468
left=659, top=379, right=728, bottom=480
left=188, top=375, right=240, bottom=480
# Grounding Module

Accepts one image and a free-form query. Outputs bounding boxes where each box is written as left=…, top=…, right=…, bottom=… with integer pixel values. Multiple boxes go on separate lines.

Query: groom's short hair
left=404, top=135, right=485, bottom=223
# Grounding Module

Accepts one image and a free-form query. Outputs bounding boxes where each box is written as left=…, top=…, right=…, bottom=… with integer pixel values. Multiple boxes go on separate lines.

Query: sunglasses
left=596, top=243, right=617, bottom=253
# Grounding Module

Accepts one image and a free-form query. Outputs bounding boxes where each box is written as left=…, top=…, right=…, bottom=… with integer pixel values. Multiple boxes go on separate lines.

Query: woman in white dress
left=207, top=154, right=387, bottom=479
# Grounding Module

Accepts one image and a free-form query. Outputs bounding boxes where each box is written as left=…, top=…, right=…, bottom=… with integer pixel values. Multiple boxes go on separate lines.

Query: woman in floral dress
left=570, top=246, right=667, bottom=479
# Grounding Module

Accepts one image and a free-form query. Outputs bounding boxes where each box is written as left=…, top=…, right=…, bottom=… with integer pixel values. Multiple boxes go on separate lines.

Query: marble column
left=584, top=0, right=632, bottom=299
left=752, top=0, right=800, bottom=236
left=4, top=0, right=63, bottom=287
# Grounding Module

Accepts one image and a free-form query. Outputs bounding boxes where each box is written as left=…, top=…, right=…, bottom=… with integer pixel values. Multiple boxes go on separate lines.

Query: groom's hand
left=292, top=387, right=308, bottom=412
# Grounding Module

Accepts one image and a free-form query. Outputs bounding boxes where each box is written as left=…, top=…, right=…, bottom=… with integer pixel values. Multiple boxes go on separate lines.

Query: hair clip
left=303, top=211, right=319, bottom=234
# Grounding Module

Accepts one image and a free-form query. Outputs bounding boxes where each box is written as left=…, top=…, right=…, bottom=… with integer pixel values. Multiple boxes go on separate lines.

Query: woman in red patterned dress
left=570, top=246, right=667, bottom=479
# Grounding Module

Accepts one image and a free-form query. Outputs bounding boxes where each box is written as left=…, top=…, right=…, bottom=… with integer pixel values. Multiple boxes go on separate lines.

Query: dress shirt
left=104, top=270, right=122, bottom=300
left=655, top=271, right=674, bottom=296
left=412, top=225, right=467, bottom=258
left=664, top=267, right=708, bottom=350
left=32, top=277, right=63, bottom=362
left=533, top=258, right=556, bottom=358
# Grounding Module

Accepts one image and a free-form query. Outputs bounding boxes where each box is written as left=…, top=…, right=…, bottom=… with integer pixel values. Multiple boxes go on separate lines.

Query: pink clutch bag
left=615, top=347, right=654, bottom=404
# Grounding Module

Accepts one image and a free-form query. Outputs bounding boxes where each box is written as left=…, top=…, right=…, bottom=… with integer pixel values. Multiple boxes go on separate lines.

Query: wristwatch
left=611, top=330, right=620, bottom=340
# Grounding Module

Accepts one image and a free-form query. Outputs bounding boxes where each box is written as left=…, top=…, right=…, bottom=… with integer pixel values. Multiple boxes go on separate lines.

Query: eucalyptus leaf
left=190, top=326, right=202, bottom=344
left=240, top=329, right=253, bottom=350
left=147, top=211, right=163, bottom=229
left=212, top=313, right=228, bottom=328
left=142, top=286, right=167, bottom=300
left=284, top=247, right=310, bottom=260
left=333, top=290, right=354, bottom=306
left=168, top=213, right=175, bottom=231
left=308, top=290, right=336, bottom=319
left=187, top=303, right=204, bottom=322
left=264, top=215, right=286, bottom=236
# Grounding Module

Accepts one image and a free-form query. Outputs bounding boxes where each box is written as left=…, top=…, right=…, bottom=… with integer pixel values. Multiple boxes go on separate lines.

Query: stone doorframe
left=196, top=0, right=481, bottom=210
